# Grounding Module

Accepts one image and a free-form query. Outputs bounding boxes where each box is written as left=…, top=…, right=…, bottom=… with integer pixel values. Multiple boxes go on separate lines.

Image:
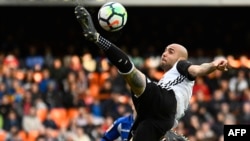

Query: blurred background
left=0, top=0, right=250, bottom=141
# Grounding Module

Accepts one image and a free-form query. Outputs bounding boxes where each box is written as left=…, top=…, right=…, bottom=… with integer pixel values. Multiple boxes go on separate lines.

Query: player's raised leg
left=74, top=6, right=146, bottom=96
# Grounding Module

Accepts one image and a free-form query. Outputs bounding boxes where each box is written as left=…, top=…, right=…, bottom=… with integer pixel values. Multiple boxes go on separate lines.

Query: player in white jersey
left=74, top=6, right=228, bottom=141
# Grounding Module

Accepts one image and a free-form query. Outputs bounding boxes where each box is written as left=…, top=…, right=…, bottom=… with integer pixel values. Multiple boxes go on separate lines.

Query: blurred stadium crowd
left=0, top=6, right=250, bottom=141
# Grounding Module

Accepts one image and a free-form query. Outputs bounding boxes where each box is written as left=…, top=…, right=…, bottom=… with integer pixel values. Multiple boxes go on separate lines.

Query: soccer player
left=74, top=6, right=228, bottom=141
left=101, top=100, right=136, bottom=141
left=101, top=114, right=134, bottom=141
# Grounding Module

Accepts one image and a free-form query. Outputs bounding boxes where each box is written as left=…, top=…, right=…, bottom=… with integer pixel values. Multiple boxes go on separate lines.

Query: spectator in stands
left=74, top=126, right=91, bottom=141
left=238, top=102, right=250, bottom=124
left=229, top=69, right=248, bottom=98
left=42, top=81, right=63, bottom=109
left=22, top=106, right=44, bottom=132
left=0, top=95, right=12, bottom=118
left=49, top=58, right=69, bottom=89
left=25, top=45, right=44, bottom=69
left=100, top=99, right=135, bottom=141
left=3, top=110, right=21, bottom=132
left=43, top=114, right=58, bottom=130
left=6, top=126, right=22, bottom=141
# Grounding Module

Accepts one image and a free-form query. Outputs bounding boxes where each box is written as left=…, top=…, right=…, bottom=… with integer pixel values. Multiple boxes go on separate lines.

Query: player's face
left=160, top=45, right=179, bottom=71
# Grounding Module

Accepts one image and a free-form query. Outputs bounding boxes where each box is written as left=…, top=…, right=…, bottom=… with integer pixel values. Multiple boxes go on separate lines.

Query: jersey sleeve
left=176, top=60, right=195, bottom=81
left=100, top=119, right=121, bottom=141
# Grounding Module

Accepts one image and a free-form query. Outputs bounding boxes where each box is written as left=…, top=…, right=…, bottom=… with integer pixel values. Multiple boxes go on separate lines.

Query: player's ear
left=178, top=57, right=186, bottom=61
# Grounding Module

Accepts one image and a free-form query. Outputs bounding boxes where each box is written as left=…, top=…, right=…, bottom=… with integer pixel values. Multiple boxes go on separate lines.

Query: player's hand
left=214, top=58, right=228, bottom=71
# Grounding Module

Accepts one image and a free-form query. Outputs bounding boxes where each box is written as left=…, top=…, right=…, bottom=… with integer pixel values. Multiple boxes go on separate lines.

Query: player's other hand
left=74, top=5, right=99, bottom=42
left=213, top=58, right=228, bottom=71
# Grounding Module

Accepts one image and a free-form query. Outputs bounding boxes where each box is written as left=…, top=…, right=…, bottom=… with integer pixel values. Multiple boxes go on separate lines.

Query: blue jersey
left=101, top=114, right=134, bottom=141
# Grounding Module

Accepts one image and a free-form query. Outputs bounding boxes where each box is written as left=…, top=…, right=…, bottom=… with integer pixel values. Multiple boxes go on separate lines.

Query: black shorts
left=130, top=79, right=177, bottom=141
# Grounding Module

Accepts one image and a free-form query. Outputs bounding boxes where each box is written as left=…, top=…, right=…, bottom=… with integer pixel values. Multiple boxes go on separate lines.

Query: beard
left=160, top=61, right=171, bottom=72
left=160, top=61, right=167, bottom=71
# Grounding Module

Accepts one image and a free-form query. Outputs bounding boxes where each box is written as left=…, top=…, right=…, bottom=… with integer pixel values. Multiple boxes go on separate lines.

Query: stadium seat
left=27, top=130, right=39, bottom=141
left=36, top=109, right=48, bottom=122
left=99, top=71, right=110, bottom=86
left=88, top=72, right=99, bottom=85
left=18, top=130, right=27, bottom=141
left=67, top=108, right=79, bottom=120
left=49, top=108, right=68, bottom=129
left=89, top=83, right=99, bottom=99
left=0, top=130, right=6, bottom=141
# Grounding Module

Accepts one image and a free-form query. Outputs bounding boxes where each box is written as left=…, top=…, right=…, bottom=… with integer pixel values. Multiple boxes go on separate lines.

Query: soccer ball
left=98, top=2, right=128, bottom=32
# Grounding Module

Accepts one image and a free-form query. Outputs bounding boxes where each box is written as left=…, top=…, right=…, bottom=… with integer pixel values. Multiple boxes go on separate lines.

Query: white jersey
left=157, top=61, right=195, bottom=123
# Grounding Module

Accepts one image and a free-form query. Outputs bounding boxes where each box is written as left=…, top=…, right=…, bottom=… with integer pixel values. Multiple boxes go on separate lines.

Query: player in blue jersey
left=101, top=99, right=136, bottom=141
left=74, top=6, right=228, bottom=141
left=101, top=114, right=134, bottom=141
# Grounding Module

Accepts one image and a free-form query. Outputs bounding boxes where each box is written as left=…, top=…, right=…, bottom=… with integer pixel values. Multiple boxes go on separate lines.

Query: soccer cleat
left=160, top=130, right=189, bottom=141
left=74, top=5, right=99, bottom=42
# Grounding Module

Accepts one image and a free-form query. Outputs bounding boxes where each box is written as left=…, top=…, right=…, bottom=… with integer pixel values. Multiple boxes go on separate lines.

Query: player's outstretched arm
left=188, top=57, right=228, bottom=77
left=74, top=6, right=146, bottom=96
